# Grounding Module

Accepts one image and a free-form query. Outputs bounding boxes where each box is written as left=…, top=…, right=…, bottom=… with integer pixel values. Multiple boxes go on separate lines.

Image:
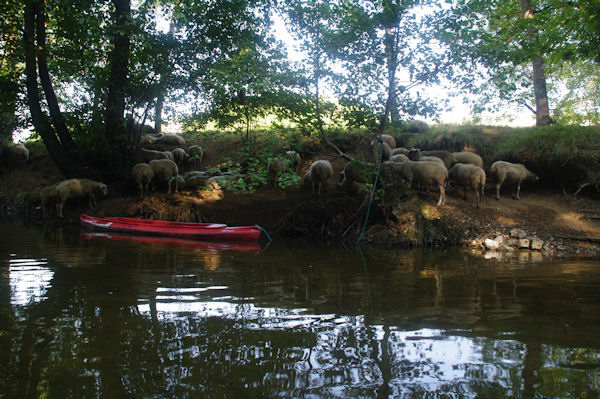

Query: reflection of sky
left=9, top=257, right=53, bottom=306
left=137, top=285, right=527, bottom=396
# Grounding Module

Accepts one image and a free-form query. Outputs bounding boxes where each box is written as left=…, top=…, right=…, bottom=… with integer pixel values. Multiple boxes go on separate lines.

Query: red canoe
left=80, top=214, right=263, bottom=241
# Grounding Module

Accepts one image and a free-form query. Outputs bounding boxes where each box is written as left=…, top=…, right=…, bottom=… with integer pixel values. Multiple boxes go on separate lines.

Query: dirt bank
left=1, top=139, right=599, bottom=256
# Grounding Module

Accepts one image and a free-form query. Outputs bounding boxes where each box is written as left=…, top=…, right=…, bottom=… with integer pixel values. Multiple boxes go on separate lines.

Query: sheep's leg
left=495, top=183, right=502, bottom=200
left=167, top=179, right=172, bottom=195
left=57, top=199, right=64, bottom=218
left=175, top=175, right=179, bottom=193
left=437, top=183, right=445, bottom=206
left=89, top=194, right=96, bottom=208
left=515, top=183, right=521, bottom=200
left=463, top=186, right=468, bottom=200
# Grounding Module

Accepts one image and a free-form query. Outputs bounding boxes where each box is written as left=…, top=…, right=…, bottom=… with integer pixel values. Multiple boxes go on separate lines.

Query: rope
left=356, top=136, right=385, bottom=244
left=258, top=225, right=272, bottom=253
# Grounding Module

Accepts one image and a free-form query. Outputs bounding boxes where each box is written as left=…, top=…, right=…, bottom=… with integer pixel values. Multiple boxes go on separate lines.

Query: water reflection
left=0, top=222, right=599, bottom=398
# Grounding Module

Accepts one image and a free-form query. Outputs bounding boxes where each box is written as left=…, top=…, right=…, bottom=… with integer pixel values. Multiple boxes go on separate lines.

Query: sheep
left=285, top=150, right=301, bottom=173
left=407, top=149, right=446, bottom=167
left=7, top=143, right=29, bottom=167
left=408, top=149, right=456, bottom=169
left=154, top=133, right=185, bottom=146
left=389, top=153, right=409, bottom=163
left=448, top=163, right=486, bottom=207
left=184, top=171, right=209, bottom=189
left=137, top=148, right=168, bottom=163
left=452, top=151, right=484, bottom=168
left=149, top=159, right=179, bottom=194
left=391, top=147, right=410, bottom=156
left=131, top=163, right=155, bottom=197
left=338, top=161, right=368, bottom=187
left=163, top=151, right=175, bottom=161
left=381, top=134, right=396, bottom=149
left=490, top=161, right=538, bottom=200
left=268, top=157, right=290, bottom=187
left=172, top=148, right=189, bottom=169
left=188, top=145, right=204, bottom=169
left=55, top=178, right=108, bottom=218
left=308, top=159, right=333, bottom=195
left=382, top=160, right=448, bottom=206
left=140, top=132, right=164, bottom=145
left=40, top=183, right=59, bottom=217
left=371, top=139, right=392, bottom=161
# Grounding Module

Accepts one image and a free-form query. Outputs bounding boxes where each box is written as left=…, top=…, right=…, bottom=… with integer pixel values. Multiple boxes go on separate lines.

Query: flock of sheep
left=20, top=129, right=538, bottom=218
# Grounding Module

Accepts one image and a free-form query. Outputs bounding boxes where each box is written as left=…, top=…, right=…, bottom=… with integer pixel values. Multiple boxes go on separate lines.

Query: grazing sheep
left=381, top=134, right=396, bottom=149
left=188, top=145, right=204, bottom=169
left=389, top=154, right=409, bottom=163
left=184, top=171, right=209, bottom=189
left=138, top=148, right=168, bottom=163
left=163, top=151, right=175, bottom=161
left=338, top=161, right=368, bottom=187
left=7, top=143, right=29, bottom=167
left=56, top=178, right=108, bottom=218
left=172, top=148, right=189, bottom=168
left=286, top=150, right=301, bottom=173
left=452, top=151, right=484, bottom=168
left=131, top=163, right=155, bottom=197
left=382, top=160, right=448, bottom=206
left=407, top=149, right=446, bottom=167
left=371, top=140, right=392, bottom=161
left=154, top=133, right=185, bottom=146
left=448, top=163, right=486, bottom=207
left=391, top=147, right=410, bottom=156
left=40, top=183, right=59, bottom=217
left=149, top=159, right=179, bottom=194
left=408, top=149, right=455, bottom=169
left=140, top=132, right=164, bottom=145
left=308, top=159, right=333, bottom=195
left=268, top=157, right=290, bottom=187
left=490, top=161, right=538, bottom=200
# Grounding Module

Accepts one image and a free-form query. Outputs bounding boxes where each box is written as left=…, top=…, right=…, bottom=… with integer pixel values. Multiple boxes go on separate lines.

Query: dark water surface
left=1, top=221, right=599, bottom=398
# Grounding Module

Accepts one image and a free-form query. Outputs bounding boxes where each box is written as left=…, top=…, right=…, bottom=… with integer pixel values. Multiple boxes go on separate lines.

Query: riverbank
left=1, top=131, right=599, bottom=257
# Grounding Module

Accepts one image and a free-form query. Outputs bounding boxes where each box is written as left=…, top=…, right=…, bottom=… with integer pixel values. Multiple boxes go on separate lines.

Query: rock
left=510, top=228, right=527, bottom=239
left=485, top=238, right=500, bottom=250
left=493, top=235, right=505, bottom=246
left=530, top=237, right=544, bottom=250
left=518, top=238, right=530, bottom=249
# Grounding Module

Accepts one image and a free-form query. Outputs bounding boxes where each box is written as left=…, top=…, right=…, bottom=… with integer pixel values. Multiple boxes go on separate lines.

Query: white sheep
left=452, top=151, right=484, bottom=168
left=391, top=147, right=410, bottom=156
left=163, top=151, right=175, bottom=161
left=7, top=143, right=29, bottom=167
left=172, top=148, right=189, bottom=169
left=149, top=159, right=179, bottom=194
left=383, top=160, right=448, bottom=206
left=154, top=133, right=185, bottom=146
left=40, top=183, right=59, bottom=217
left=408, top=149, right=455, bottom=169
left=448, top=163, right=486, bottom=207
left=407, top=149, right=446, bottom=167
left=137, top=148, right=168, bottom=163
left=184, top=171, right=209, bottom=189
left=285, top=150, right=301, bottom=173
left=381, top=134, right=396, bottom=149
left=389, top=153, right=409, bottom=163
left=268, top=157, right=289, bottom=187
left=131, top=163, right=155, bottom=197
left=371, top=140, right=392, bottom=161
left=56, top=178, right=108, bottom=218
left=308, top=159, right=333, bottom=195
left=188, top=145, right=204, bottom=169
left=338, top=161, right=366, bottom=187
left=490, top=161, right=538, bottom=200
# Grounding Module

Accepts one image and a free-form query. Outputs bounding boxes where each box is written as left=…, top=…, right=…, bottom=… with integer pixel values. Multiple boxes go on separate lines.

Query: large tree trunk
left=33, top=0, right=77, bottom=156
left=24, top=0, right=85, bottom=178
left=378, top=5, right=400, bottom=135
left=520, top=0, right=551, bottom=126
left=104, top=0, right=132, bottom=179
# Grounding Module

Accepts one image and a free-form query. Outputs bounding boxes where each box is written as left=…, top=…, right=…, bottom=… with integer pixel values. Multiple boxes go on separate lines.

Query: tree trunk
left=520, top=0, right=551, bottom=126
left=377, top=17, right=399, bottom=134
left=33, top=0, right=77, bottom=156
left=104, top=0, right=132, bottom=179
left=105, top=0, right=131, bottom=143
left=154, top=94, right=164, bottom=133
left=24, top=0, right=84, bottom=178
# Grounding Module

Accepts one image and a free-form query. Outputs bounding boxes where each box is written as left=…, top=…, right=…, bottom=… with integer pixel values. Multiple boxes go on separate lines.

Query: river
left=0, top=221, right=599, bottom=398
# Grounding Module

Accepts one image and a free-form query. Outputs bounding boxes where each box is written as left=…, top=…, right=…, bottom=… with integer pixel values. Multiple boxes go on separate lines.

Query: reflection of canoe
left=80, top=232, right=262, bottom=253
left=80, top=214, right=262, bottom=241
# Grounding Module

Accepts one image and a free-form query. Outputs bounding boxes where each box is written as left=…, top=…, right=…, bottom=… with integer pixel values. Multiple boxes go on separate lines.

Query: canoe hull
left=80, top=214, right=262, bottom=241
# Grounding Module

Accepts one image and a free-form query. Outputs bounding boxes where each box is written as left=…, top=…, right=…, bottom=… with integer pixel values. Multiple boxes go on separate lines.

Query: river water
left=0, top=221, right=599, bottom=398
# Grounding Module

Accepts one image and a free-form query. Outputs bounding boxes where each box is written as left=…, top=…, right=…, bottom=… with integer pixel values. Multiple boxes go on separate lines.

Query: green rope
left=258, top=225, right=272, bottom=244
left=356, top=136, right=385, bottom=244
